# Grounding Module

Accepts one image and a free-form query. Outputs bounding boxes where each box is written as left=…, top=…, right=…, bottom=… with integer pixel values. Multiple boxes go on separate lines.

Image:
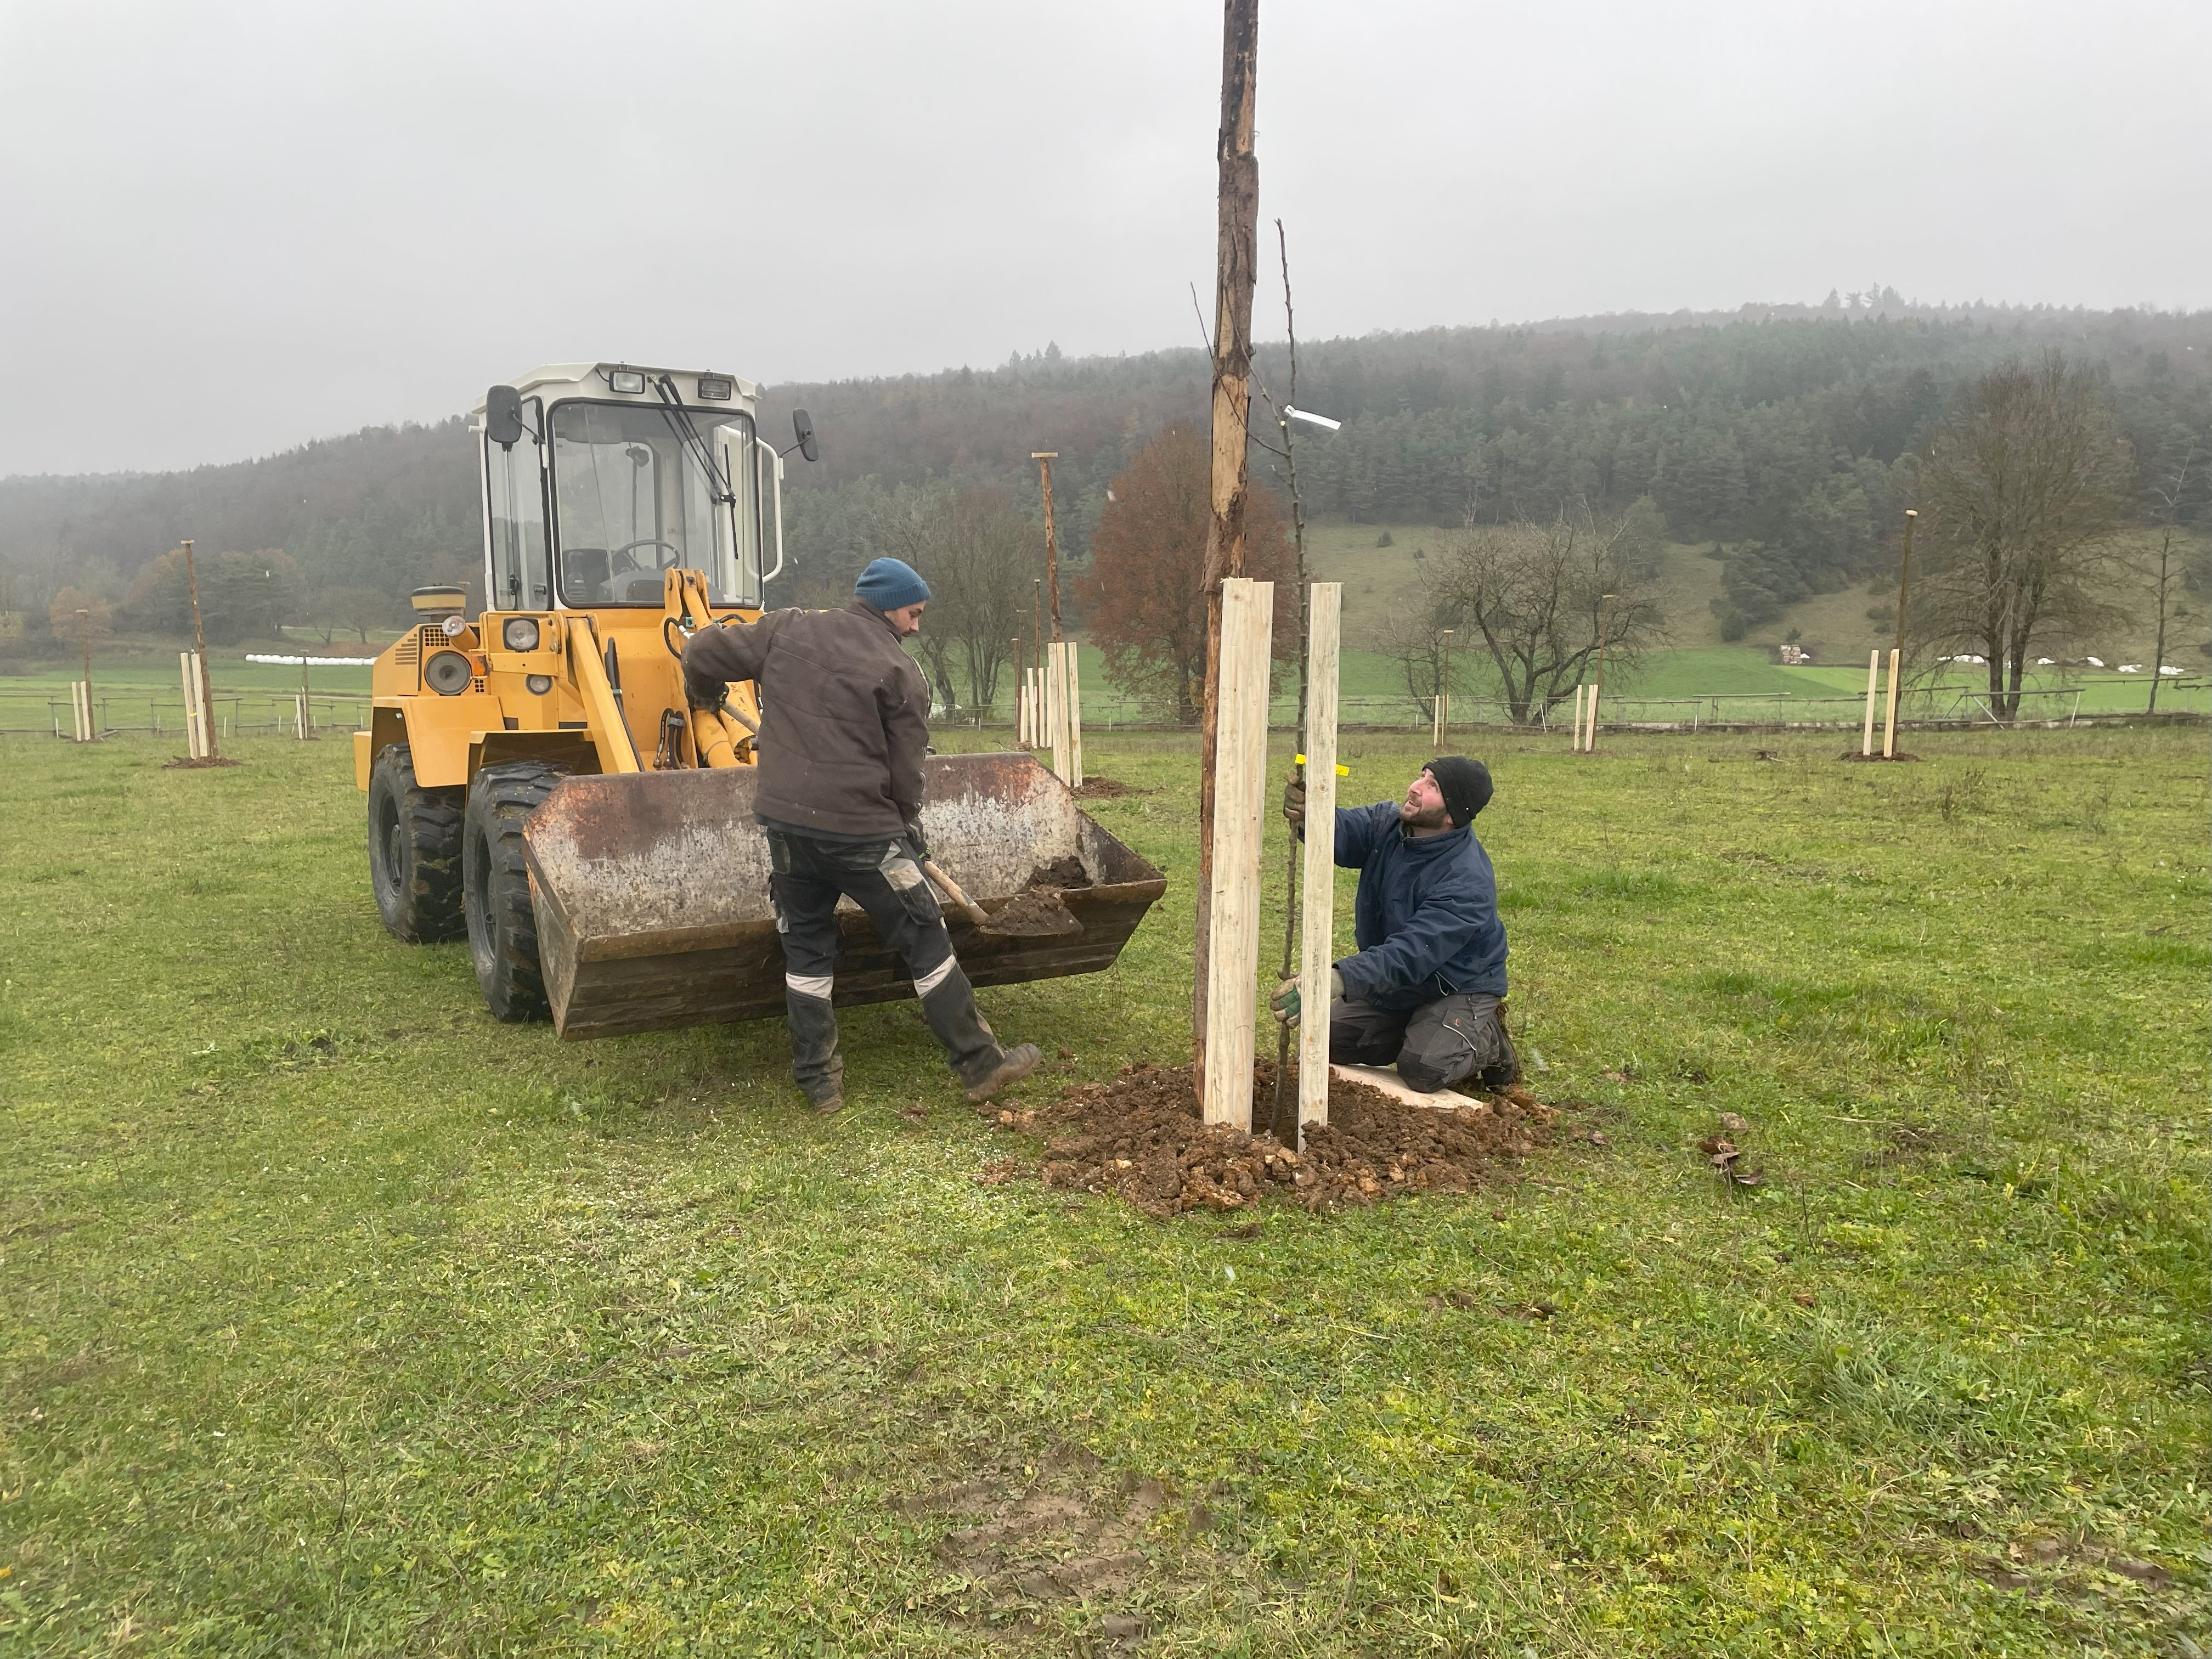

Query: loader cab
left=474, top=363, right=782, bottom=613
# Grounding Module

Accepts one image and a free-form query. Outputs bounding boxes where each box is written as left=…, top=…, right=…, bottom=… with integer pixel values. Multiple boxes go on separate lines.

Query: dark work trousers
left=1329, top=991, right=1517, bottom=1093
left=764, top=829, right=1005, bottom=1103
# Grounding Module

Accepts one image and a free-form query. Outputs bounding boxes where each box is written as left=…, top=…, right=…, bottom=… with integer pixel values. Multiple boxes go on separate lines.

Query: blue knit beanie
left=855, top=557, right=930, bottom=611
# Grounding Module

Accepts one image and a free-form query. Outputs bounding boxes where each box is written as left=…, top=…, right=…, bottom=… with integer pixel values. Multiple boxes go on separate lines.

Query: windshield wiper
left=651, top=375, right=737, bottom=506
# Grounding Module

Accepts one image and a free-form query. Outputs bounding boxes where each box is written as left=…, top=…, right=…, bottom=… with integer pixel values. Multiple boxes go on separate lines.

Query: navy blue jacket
left=1332, top=802, right=1508, bottom=1010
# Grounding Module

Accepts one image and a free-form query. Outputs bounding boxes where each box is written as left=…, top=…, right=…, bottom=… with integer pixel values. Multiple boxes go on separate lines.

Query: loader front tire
left=368, top=744, right=465, bottom=943
left=463, top=761, right=570, bottom=1023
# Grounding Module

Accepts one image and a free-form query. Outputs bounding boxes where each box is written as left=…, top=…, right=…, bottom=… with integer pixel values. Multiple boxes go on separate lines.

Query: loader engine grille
left=392, top=629, right=422, bottom=671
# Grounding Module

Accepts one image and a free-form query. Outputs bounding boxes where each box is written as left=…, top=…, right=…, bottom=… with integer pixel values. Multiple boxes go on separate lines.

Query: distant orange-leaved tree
left=1079, top=425, right=1295, bottom=724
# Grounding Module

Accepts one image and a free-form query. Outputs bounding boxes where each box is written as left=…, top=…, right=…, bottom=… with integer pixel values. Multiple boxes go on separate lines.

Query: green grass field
left=3, top=725, right=2205, bottom=1655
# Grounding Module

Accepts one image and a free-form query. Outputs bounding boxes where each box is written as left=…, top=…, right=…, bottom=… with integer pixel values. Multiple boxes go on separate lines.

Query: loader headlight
left=424, top=650, right=474, bottom=696
left=607, top=369, right=647, bottom=394
left=696, top=375, right=732, bottom=400
left=502, top=617, right=540, bottom=652
left=526, top=674, right=553, bottom=695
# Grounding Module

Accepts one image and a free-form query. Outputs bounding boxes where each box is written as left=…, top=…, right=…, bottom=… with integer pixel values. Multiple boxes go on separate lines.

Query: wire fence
left=0, top=692, right=373, bottom=740
left=7, top=680, right=2205, bottom=742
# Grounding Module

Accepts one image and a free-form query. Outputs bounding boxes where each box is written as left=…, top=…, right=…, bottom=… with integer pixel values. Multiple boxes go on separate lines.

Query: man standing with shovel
left=682, top=556, right=1043, bottom=1114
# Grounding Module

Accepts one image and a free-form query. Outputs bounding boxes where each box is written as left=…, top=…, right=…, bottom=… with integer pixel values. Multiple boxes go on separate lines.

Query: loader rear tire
left=368, top=744, right=465, bottom=943
left=463, top=760, right=570, bottom=1023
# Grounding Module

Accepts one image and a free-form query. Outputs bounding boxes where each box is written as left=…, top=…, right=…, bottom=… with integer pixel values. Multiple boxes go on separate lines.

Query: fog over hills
left=3, top=301, right=2206, bottom=645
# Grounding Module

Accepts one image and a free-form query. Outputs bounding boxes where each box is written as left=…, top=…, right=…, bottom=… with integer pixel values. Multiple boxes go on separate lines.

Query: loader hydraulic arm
left=566, top=616, right=642, bottom=773
left=665, top=568, right=760, bottom=769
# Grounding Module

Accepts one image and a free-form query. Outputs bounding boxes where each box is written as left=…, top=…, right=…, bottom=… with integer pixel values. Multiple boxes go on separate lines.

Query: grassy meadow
left=2, top=715, right=2208, bottom=1655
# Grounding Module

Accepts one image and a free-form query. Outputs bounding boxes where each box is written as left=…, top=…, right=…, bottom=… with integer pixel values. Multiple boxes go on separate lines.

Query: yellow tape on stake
left=1295, top=755, right=1350, bottom=775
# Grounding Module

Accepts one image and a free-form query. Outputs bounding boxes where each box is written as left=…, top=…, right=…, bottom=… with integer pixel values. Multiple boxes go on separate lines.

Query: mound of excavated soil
left=996, top=1061, right=1556, bottom=1217
left=1071, top=776, right=1145, bottom=800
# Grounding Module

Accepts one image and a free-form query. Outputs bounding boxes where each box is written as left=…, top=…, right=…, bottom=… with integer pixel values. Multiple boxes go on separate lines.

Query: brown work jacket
left=680, top=600, right=931, bottom=839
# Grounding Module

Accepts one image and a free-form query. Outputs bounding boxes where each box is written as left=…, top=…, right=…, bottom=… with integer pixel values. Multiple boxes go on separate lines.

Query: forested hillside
left=4, top=301, right=2206, bottom=650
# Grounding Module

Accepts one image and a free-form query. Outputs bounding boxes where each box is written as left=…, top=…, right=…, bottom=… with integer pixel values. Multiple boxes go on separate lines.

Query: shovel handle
left=919, top=857, right=993, bottom=930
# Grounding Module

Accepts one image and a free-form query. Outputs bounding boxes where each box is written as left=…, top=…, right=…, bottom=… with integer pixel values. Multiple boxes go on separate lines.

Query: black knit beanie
left=1424, top=756, right=1493, bottom=827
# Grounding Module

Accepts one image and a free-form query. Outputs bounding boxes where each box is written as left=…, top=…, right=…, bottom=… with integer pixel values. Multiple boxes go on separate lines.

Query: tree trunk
left=1192, top=0, right=1260, bottom=1076
left=2149, top=534, right=2170, bottom=715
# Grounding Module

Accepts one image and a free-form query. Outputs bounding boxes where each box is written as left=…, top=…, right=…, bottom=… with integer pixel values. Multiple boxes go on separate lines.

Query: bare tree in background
left=1910, top=352, right=2133, bottom=719
left=2135, top=427, right=2204, bottom=713
left=1427, top=508, right=1662, bottom=724
left=1364, top=601, right=1454, bottom=724
left=49, top=587, right=113, bottom=651
left=1081, top=426, right=1294, bottom=724
left=909, top=487, right=1029, bottom=716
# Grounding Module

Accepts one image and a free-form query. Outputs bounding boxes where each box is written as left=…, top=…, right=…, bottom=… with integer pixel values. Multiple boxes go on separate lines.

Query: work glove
left=904, top=818, right=930, bottom=861
left=1269, top=967, right=1343, bottom=1028
left=1280, top=770, right=1306, bottom=839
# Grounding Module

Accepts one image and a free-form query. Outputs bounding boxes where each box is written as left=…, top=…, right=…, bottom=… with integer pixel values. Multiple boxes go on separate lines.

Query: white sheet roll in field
left=1299, top=583, right=1342, bottom=1128
left=1203, top=577, right=1275, bottom=1127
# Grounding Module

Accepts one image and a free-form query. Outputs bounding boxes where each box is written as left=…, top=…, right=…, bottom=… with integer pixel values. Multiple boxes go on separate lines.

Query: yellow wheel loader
left=358, top=361, right=1163, bottom=1039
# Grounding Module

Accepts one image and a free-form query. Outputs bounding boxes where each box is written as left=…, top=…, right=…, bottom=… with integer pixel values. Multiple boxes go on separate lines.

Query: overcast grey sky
left=4, top=0, right=2207, bottom=476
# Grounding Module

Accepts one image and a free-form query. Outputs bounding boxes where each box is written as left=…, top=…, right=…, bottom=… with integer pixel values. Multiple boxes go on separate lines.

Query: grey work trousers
left=765, top=829, right=1006, bottom=1104
left=1329, top=991, right=1517, bottom=1093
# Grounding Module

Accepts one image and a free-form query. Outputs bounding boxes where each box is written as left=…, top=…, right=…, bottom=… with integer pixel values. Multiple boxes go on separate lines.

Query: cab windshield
left=548, top=400, right=761, bottom=606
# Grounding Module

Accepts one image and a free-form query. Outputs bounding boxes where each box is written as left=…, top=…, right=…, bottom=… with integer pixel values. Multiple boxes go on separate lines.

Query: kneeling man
left=1275, top=756, right=1516, bottom=1093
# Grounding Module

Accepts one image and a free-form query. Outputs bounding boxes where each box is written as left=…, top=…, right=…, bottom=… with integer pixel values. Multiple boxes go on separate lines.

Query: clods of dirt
left=980, top=886, right=1081, bottom=936
left=161, top=755, right=244, bottom=769
left=1071, top=776, right=1145, bottom=800
left=1019, top=1060, right=1558, bottom=1217
left=1023, top=855, right=1092, bottom=889
left=1837, top=750, right=1921, bottom=763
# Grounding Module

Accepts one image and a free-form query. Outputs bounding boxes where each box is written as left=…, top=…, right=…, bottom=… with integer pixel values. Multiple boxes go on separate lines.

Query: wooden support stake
left=1203, top=577, right=1273, bottom=1126
left=71, top=680, right=92, bottom=742
left=1572, top=684, right=1587, bottom=752
left=1861, top=650, right=1880, bottom=756
left=180, top=650, right=211, bottom=758
left=1061, top=641, right=1084, bottom=786
left=1881, top=647, right=1902, bottom=759
left=1588, top=592, right=1614, bottom=757
left=1430, top=694, right=1442, bottom=747
left=182, top=539, right=218, bottom=761
left=1298, top=583, right=1341, bottom=1130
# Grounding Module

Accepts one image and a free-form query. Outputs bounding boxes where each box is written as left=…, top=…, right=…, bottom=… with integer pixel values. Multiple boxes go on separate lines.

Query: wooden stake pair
left=180, top=650, right=213, bottom=759
left=1570, top=683, right=1600, bottom=752
left=1859, top=648, right=1905, bottom=758
left=1201, top=579, right=1339, bottom=1134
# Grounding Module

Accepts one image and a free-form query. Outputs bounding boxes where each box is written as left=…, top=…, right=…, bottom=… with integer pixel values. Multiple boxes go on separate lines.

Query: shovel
left=921, top=858, right=1082, bottom=940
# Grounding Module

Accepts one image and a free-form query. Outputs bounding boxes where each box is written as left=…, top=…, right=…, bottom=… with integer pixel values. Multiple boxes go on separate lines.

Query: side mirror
left=484, top=385, right=527, bottom=449
left=792, top=408, right=819, bottom=464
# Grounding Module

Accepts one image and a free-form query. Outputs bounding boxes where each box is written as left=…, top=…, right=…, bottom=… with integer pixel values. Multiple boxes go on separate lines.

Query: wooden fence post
left=1881, top=648, right=1902, bottom=759
left=1299, top=583, right=1341, bottom=1130
left=1203, top=577, right=1274, bottom=1126
left=1861, top=650, right=1880, bottom=757
left=1061, top=641, right=1084, bottom=787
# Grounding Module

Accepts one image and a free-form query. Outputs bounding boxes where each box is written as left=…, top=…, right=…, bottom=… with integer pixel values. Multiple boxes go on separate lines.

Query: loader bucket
left=522, top=753, right=1167, bottom=1041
